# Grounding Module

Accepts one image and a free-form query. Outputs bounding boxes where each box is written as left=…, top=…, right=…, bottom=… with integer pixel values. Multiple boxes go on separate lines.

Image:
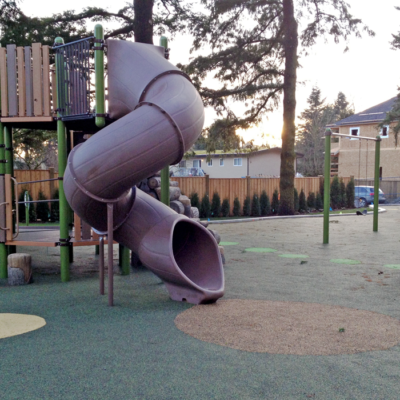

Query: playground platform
left=1, top=208, right=400, bottom=399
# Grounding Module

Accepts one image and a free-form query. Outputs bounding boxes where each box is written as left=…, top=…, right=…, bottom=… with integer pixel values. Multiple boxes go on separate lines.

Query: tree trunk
left=134, top=0, right=154, bottom=44
left=279, top=0, right=298, bottom=215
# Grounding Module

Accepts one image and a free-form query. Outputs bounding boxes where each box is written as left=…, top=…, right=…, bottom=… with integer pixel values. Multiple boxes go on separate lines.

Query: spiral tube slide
left=63, top=40, right=224, bottom=304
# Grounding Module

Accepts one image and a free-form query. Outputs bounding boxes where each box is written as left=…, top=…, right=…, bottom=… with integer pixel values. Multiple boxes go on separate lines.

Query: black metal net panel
left=53, top=37, right=94, bottom=120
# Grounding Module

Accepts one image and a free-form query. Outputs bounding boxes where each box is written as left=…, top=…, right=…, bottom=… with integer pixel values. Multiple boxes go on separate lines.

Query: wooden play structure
left=0, top=26, right=225, bottom=306
left=0, top=25, right=131, bottom=284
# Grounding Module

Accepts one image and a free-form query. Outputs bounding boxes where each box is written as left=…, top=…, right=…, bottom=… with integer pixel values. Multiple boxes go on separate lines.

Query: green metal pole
left=373, top=136, right=381, bottom=232
left=55, top=36, right=70, bottom=282
left=94, top=24, right=105, bottom=129
left=159, top=36, right=170, bottom=207
left=0, top=122, right=7, bottom=278
left=323, top=129, right=332, bottom=244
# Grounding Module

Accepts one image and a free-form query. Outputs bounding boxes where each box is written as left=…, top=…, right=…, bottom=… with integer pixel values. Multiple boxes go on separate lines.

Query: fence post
left=246, top=176, right=251, bottom=198
left=205, top=174, right=210, bottom=197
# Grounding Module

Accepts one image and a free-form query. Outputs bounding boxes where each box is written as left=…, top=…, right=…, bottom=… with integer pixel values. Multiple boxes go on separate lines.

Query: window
left=350, top=127, right=360, bottom=139
left=207, top=159, right=213, bottom=167
left=380, top=125, right=389, bottom=138
left=179, top=160, right=186, bottom=168
left=233, top=158, right=242, bottom=166
left=193, top=159, right=201, bottom=168
left=220, top=158, right=224, bottom=166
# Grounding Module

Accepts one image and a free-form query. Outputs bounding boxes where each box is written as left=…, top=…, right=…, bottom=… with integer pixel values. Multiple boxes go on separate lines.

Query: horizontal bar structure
left=0, top=43, right=56, bottom=119
left=324, top=132, right=380, bottom=142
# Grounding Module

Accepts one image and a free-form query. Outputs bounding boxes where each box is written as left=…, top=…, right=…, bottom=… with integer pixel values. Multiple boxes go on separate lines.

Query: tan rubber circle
left=0, top=314, right=46, bottom=339
left=175, top=300, right=400, bottom=355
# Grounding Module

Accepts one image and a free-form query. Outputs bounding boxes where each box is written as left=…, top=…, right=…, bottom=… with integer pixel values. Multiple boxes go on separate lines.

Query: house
left=327, top=97, right=399, bottom=178
left=179, top=147, right=303, bottom=178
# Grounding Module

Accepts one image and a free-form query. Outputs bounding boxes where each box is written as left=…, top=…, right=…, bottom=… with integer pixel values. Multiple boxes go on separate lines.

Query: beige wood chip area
left=175, top=300, right=400, bottom=355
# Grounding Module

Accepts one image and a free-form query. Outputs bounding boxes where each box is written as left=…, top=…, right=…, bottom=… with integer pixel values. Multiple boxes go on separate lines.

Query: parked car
left=354, top=186, right=386, bottom=207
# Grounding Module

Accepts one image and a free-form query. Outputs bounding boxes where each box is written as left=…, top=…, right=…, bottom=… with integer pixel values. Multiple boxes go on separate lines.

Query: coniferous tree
left=307, top=192, right=316, bottom=210
left=200, top=194, right=211, bottom=218
left=233, top=197, right=241, bottom=216
left=346, top=178, right=355, bottom=208
left=221, top=198, right=230, bottom=217
left=296, top=88, right=353, bottom=177
left=271, top=190, right=279, bottom=215
left=330, top=176, right=341, bottom=209
left=190, top=192, right=200, bottom=210
left=298, top=189, right=306, bottom=211
left=184, top=0, right=371, bottom=215
left=293, top=187, right=299, bottom=212
left=251, top=194, right=261, bottom=217
left=243, top=196, right=251, bottom=216
left=36, top=190, right=50, bottom=222
left=260, top=190, right=271, bottom=216
left=315, top=192, right=323, bottom=210
left=50, top=189, right=60, bottom=222
left=18, top=189, right=27, bottom=223
left=339, top=179, right=347, bottom=208
left=210, top=192, right=221, bottom=217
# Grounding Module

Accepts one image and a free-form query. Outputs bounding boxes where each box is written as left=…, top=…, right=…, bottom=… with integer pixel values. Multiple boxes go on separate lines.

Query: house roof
left=191, top=147, right=304, bottom=159
left=327, top=97, right=397, bottom=127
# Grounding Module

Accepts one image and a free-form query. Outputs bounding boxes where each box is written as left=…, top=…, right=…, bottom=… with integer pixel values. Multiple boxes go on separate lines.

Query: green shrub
left=210, top=192, right=221, bottom=217
left=271, top=189, right=279, bottom=215
left=251, top=194, right=261, bottom=217
left=18, top=189, right=27, bottom=222
left=339, top=178, right=347, bottom=208
left=299, top=189, right=307, bottom=211
left=307, top=192, right=316, bottom=209
left=330, top=176, right=341, bottom=209
left=50, top=189, right=60, bottom=222
left=190, top=192, right=200, bottom=210
left=200, top=194, right=211, bottom=218
left=260, top=190, right=271, bottom=216
left=293, top=188, right=299, bottom=212
left=243, top=196, right=251, bottom=216
left=315, top=192, right=323, bottom=210
left=221, top=198, right=230, bottom=217
left=346, top=177, right=355, bottom=208
left=319, top=177, right=324, bottom=198
left=36, top=190, right=50, bottom=222
left=233, top=197, right=241, bottom=216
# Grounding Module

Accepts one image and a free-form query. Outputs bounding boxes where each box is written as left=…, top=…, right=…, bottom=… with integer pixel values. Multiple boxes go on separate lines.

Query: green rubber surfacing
left=244, top=248, right=277, bottom=253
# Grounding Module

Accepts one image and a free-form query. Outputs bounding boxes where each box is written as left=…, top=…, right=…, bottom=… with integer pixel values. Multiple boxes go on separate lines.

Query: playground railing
left=53, top=37, right=94, bottom=121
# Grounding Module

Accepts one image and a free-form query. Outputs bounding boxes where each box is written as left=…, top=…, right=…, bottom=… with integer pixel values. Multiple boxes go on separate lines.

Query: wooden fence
left=14, top=169, right=59, bottom=201
left=12, top=171, right=356, bottom=212
left=171, top=176, right=352, bottom=211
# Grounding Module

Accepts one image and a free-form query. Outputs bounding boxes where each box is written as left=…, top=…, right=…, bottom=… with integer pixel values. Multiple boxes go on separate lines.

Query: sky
left=19, top=0, right=400, bottom=147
